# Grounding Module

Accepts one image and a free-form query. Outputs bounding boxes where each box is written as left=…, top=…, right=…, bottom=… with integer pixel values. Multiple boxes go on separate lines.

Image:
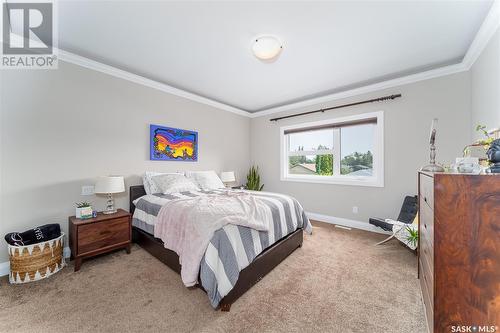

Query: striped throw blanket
left=132, top=189, right=312, bottom=308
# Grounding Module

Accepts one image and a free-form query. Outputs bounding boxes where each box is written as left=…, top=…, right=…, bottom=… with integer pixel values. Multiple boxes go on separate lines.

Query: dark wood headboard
left=129, top=185, right=146, bottom=215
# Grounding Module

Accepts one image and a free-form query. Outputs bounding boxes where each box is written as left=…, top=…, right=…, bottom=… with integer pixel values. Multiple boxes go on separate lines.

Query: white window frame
left=280, top=111, right=384, bottom=187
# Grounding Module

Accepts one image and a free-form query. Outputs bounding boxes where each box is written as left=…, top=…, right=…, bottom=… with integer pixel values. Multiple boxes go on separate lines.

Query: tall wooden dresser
left=418, top=171, right=500, bottom=333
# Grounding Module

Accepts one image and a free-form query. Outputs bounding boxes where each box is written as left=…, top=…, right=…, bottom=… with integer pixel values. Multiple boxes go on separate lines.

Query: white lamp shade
left=252, top=36, right=283, bottom=60
left=220, top=171, right=236, bottom=183
left=94, top=176, right=125, bottom=194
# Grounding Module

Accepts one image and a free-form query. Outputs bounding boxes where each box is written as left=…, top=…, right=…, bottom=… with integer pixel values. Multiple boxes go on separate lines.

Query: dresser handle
left=100, top=230, right=111, bottom=236
left=424, top=197, right=427, bottom=203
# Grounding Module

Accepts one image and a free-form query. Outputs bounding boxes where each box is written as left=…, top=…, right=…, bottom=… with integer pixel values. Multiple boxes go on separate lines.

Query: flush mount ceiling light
left=252, top=36, right=283, bottom=61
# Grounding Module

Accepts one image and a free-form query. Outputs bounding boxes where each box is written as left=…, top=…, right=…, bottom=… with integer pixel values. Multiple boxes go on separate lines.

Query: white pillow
left=143, top=172, right=183, bottom=194
left=185, top=170, right=225, bottom=190
left=151, top=174, right=200, bottom=194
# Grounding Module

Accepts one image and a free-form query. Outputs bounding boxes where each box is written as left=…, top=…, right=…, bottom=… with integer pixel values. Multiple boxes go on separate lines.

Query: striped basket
left=8, top=233, right=66, bottom=284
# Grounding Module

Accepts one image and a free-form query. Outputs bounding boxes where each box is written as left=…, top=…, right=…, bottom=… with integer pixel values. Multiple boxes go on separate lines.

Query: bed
left=129, top=185, right=311, bottom=311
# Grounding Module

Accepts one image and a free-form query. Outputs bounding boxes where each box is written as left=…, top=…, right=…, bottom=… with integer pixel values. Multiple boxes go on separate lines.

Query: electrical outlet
left=81, top=185, right=95, bottom=196
left=352, top=206, right=358, bottom=214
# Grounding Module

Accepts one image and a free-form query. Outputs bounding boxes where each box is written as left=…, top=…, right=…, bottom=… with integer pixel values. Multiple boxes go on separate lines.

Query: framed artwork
left=150, top=124, right=198, bottom=161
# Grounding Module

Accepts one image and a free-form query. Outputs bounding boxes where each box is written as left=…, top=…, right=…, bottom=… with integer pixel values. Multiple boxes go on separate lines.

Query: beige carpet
left=0, top=221, right=426, bottom=333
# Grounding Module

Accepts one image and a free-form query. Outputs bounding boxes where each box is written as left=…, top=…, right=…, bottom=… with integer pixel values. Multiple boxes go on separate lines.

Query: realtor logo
left=2, top=1, right=57, bottom=69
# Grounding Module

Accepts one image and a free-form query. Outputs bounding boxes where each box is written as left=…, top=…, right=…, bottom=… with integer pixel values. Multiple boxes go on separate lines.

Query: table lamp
left=94, top=176, right=125, bottom=214
left=220, top=171, right=236, bottom=188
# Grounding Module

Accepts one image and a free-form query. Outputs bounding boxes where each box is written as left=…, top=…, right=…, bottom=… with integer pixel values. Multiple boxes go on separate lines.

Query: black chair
left=369, top=195, right=418, bottom=245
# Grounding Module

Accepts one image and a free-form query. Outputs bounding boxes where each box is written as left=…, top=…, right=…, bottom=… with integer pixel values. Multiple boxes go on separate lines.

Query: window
left=280, top=111, right=384, bottom=187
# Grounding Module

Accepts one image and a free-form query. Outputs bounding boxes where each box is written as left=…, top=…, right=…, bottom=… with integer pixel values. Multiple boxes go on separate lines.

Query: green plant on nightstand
left=76, top=202, right=91, bottom=208
left=75, top=202, right=93, bottom=219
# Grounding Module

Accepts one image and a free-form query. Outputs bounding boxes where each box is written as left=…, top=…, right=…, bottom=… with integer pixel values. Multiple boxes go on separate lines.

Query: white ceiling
left=56, top=1, right=493, bottom=112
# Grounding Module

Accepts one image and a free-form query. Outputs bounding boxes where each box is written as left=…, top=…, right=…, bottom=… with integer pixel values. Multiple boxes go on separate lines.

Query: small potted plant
left=463, top=125, right=495, bottom=166
left=475, top=125, right=495, bottom=148
left=406, top=226, right=419, bottom=250
left=75, top=202, right=93, bottom=219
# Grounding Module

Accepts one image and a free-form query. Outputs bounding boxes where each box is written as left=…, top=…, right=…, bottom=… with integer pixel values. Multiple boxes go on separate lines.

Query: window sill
left=281, top=175, right=384, bottom=187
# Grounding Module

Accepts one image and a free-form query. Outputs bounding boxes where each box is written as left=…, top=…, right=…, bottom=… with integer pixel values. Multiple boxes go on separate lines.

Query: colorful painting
left=150, top=124, right=198, bottom=161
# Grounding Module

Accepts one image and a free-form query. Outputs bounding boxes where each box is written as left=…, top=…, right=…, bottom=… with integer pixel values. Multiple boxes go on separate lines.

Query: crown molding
left=462, top=0, right=500, bottom=70
left=249, top=62, right=468, bottom=118
left=57, top=50, right=250, bottom=118
left=6, top=2, right=497, bottom=119
left=249, top=1, right=500, bottom=118
left=60, top=48, right=468, bottom=119
left=1, top=32, right=250, bottom=116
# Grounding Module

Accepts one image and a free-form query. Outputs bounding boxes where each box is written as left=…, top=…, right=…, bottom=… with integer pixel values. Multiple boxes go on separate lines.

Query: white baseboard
left=0, top=246, right=71, bottom=277
left=306, top=212, right=391, bottom=235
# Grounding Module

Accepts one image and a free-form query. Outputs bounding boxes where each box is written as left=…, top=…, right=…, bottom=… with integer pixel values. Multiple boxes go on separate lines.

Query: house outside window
left=280, top=111, right=384, bottom=187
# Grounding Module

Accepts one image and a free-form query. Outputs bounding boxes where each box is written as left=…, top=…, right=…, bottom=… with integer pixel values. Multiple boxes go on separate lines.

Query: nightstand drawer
left=78, top=217, right=130, bottom=255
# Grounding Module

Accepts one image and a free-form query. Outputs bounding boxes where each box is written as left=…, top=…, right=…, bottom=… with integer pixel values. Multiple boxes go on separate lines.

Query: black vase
left=487, top=139, right=500, bottom=173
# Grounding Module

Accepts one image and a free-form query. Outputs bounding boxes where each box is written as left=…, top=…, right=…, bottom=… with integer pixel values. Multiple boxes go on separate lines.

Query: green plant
left=476, top=124, right=494, bottom=148
left=406, top=226, right=419, bottom=248
left=246, top=165, right=264, bottom=191
left=76, top=202, right=92, bottom=208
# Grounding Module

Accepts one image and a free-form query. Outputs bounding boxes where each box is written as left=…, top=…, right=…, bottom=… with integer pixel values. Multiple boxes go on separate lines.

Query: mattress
left=132, top=188, right=311, bottom=307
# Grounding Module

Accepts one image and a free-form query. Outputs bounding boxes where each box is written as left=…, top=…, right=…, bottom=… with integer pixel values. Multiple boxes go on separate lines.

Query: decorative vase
left=487, top=139, right=500, bottom=173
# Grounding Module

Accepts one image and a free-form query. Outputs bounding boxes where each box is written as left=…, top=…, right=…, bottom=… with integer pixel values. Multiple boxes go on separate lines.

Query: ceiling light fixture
left=252, top=35, right=283, bottom=61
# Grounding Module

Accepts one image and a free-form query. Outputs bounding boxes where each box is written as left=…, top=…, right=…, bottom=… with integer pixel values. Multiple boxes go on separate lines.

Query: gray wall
left=471, top=27, right=500, bottom=140
left=0, top=62, right=250, bottom=262
left=250, top=72, right=471, bottom=224
left=2, top=42, right=493, bottom=264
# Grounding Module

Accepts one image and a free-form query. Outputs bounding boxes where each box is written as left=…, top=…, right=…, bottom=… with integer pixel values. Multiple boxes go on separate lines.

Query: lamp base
left=103, top=193, right=117, bottom=214
left=421, top=164, right=445, bottom=172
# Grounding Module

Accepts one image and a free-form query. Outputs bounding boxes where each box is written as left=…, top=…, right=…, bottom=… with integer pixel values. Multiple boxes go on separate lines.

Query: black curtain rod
left=269, top=94, right=402, bottom=122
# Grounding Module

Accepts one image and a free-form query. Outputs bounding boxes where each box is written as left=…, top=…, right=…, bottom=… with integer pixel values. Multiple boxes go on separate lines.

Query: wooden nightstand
left=69, top=208, right=131, bottom=272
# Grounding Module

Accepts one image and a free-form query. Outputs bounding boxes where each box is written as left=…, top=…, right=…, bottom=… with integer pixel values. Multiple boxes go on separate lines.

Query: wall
left=250, top=72, right=471, bottom=225
left=1, top=43, right=490, bottom=265
left=0, top=61, right=250, bottom=263
left=471, top=27, right=500, bottom=140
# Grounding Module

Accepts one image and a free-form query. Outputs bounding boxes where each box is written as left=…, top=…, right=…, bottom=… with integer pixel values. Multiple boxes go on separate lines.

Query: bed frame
left=129, top=185, right=303, bottom=311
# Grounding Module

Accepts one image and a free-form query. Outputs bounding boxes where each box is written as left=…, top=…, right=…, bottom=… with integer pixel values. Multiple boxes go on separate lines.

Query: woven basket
left=8, top=233, right=66, bottom=284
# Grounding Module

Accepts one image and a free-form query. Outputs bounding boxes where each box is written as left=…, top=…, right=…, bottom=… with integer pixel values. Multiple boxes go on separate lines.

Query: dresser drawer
left=419, top=259, right=434, bottom=332
left=420, top=229, right=434, bottom=269
left=420, top=198, right=434, bottom=248
left=420, top=239, right=434, bottom=283
left=419, top=244, right=434, bottom=303
left=420, top=174, right=434, bottom=210
left=77, top=217, right=130, bottom=255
